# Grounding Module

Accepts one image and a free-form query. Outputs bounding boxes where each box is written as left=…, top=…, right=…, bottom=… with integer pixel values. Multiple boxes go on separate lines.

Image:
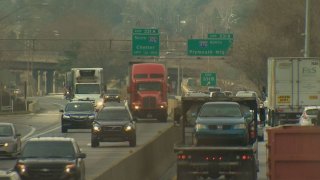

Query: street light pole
left=304, top=0, right=310, bottom=57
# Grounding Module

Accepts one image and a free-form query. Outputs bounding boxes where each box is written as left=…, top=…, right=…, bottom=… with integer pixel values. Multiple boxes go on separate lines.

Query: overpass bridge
left=1, top=54, right=61, bottom=96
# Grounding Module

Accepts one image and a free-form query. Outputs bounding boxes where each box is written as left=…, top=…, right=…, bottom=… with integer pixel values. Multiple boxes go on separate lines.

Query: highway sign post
left=200, top=72, right=216, bottom=86
left=132, top=28, right=160, bottom=56
left=187, top=39, right=232, bottom=56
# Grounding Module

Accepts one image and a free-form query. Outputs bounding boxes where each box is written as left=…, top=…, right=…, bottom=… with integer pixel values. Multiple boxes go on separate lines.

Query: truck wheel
left=129, top=136, right=136, bottom=147
left=158, top=113, right=168, bottom=122
left=177, top=167, right=195, bottom=180
left=91, top=138, right=99, bottom=147
left=238, top=162, right=257, bottom=180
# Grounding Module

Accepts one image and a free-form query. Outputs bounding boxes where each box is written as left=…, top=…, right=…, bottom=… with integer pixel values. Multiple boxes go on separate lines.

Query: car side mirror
left=59, top=109, right=64, bottom=113
left=191, top=112, right=197, bottom=117
left=16, top=133, right=21, bottom=137
left=77, top=153, right=86, bottom=159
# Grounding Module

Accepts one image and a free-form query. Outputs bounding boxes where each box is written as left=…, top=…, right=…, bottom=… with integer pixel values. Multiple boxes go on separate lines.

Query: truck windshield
left=137, top=82, right=161, bottom=91
left=76, top=84, right=100, bottom=94
left=199, top=104, right=242, bottom=117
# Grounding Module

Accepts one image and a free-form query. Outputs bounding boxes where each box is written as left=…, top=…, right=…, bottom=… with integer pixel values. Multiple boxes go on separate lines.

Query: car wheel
left=61, top=126, right=68, bottom=133
left=129, top=136, right=136, bottom=147
left=91, top=138, right=99, bottom=147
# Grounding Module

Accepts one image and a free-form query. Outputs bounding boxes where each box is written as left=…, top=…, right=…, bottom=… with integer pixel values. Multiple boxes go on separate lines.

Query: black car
left=91, top=106, right=136, bottom=147
left=15, top=137, right=86, bottom=180
left=60, top=101, right=96, bottom=133
left=104, top=88, right=121, bottom=103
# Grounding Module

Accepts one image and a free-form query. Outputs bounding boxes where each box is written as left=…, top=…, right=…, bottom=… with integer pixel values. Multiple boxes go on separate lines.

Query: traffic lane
left=64, top=122, right=172, bottom=180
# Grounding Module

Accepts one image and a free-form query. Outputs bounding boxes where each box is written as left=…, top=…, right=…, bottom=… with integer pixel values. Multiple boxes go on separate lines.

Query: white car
left=0, top=123, right=22, bottom=157
left=299, top=106, right=320, bottom=126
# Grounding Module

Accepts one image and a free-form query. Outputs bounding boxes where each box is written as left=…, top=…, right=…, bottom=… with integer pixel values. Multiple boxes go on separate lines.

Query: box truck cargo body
left=267, top=57, right=320, bottom=126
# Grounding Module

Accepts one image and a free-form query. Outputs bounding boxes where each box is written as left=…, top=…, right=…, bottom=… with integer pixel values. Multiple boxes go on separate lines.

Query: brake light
left=177, top=154, right=191, bottom=160
left=204, top=155, right=223, bottom=161
left=241, top=154, right=253, bottom=160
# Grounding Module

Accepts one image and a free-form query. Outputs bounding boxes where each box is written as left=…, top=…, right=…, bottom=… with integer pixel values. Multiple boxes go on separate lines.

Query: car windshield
left=137, top=82, right=161, bottom=91
left=199, top=104, right=242, bottom=117
left=96, top=109, right=131, bottom=121
left=0, top=125, right=13, bottom=136
left=76, top=84, right=100, bottom=94
left=22, top=141, right=75, bottom=158
left=306, top=109, right=319, bottom=116
left=107, top=89, right=120, bottom=94
left=66, top=103, right=94, bottom=111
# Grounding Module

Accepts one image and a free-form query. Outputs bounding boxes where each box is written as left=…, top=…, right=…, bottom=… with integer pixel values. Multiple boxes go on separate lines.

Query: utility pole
left=304, top=0, right=310, bottom=57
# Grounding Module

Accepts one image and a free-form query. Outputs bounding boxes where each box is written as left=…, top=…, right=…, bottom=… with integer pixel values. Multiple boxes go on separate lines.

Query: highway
left=0, top=95, right=269, bottom=180
left=0, top=95, right=175, bottom=180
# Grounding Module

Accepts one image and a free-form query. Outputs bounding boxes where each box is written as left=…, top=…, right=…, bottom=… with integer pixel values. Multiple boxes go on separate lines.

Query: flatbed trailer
left=174, top=95, right=259, bottom=180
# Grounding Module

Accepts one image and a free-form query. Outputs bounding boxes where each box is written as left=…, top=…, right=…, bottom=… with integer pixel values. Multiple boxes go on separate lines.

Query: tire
left=158, top=112, right=168, bottom=122
left=129, top=136, right=136, bottom=147
left=91, top=138, right=99, bottom=147
left=238, top=162, right=257, bottom=180
left=177, top=167, right=195, bottom=180
left=61, top=126, right=68, bottom=133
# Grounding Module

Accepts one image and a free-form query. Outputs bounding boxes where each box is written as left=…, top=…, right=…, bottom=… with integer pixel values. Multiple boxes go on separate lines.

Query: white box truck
left=267, top=57, right=320, bottom=126
left=70, top=68, right=105, bottom=109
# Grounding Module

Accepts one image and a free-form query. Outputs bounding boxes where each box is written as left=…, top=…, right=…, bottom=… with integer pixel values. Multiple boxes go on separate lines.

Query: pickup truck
left=174, top=95, right=259, bottom=180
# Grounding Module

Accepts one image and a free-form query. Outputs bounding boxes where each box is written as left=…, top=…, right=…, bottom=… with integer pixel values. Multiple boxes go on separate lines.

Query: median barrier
left=94, top=124, right=183, bottom=180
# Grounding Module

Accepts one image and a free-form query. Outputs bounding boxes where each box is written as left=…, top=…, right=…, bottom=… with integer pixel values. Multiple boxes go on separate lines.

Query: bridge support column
left=45, top=70, right=54, bottom=94
left=37, top=70, right=41, bottom=96
left=44, top=71, right=47, bottom=95
left=53, top=71, right=56, bottom=94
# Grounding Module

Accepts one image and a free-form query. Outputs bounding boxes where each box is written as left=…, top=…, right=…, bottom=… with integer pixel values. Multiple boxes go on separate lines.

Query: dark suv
left=15, top=137, right=86, bottom=180
left=60, top=101, right=96, bottom=133
left=104, top=88, right=121, bottom=103
left=91, top=106, right=136, bottom=147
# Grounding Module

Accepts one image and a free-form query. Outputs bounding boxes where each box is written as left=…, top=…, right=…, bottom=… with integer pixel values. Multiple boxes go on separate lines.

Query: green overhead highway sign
left=187, top=39, right=232, bottom=56
left=200, top=72, right=216, bottom=86
left=132, top=28, right=160, bottom=56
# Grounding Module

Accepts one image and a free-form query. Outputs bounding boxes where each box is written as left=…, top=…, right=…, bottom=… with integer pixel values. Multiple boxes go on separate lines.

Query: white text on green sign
left=187, top=39, right=232, bottom=56
left=208, top=33, right=233, bottom=39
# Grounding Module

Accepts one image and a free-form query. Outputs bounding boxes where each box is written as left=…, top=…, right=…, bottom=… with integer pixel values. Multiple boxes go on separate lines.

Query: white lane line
left=21, top=126, right=36, bottom=141
left=23, top=125, right=62, bottom=141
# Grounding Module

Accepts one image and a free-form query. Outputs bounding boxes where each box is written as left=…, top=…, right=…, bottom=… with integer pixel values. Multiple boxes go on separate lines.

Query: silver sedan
left=0, top=123, right=21, bottom=157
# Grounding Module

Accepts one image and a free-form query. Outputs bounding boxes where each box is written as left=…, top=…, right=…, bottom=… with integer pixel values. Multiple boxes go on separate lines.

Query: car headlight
left=93, top=124, right=101, bottom=132
left=134, top=105, right=140, bottom=110
left=195, top=124, right=208, bottom=130
left=115, top=96, right=119, bottom=98
left=17, top=163, right=27, bottom=174
left=4, top=142, right=9, bottom=147
left=63, top=114, right=71, bottom=119
left=234, top=123, right=246, bottom=129
left=124, top=125, right=133, bottom=132
left=88, top=115, right=95, bottom=119
left=65, top=164, right=76, bottom=173
left=96, top=101, right=104, bottom=107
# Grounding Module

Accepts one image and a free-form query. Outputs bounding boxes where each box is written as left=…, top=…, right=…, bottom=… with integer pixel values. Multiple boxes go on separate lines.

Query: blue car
left=194, top=102, right=250, bottom=146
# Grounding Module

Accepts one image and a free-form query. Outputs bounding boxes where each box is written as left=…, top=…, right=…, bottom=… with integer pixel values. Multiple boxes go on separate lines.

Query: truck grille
left=103, top=126, right=122, bottom=132
left=27, top=165, right=65, bottom=178
left=143, top=97, right=156, bottom=108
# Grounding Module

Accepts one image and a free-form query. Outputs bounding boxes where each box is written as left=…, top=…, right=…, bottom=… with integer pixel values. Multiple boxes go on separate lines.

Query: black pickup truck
left=174, top=95, right=259, bottom=180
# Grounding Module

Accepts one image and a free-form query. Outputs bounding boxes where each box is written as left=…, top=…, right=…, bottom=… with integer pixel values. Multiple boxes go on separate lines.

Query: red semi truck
left=127, top=63, right=168, bottom=122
